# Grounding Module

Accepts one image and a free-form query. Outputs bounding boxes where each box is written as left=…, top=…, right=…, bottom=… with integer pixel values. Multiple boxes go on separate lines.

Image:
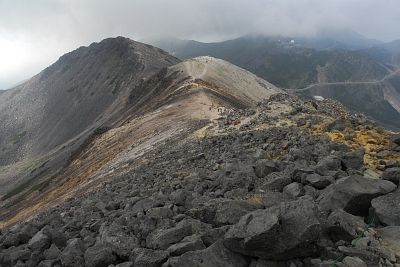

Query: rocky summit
left=0, top=38, right=400, bottom=267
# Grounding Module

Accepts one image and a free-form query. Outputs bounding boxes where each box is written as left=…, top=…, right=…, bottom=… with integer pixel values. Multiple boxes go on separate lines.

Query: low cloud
left=1, top=0, right=399, bottom=89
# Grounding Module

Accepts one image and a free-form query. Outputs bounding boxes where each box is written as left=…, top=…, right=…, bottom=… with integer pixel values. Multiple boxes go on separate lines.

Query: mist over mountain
left=1, top=1, right=400, bottom=266
left=149, top=33, right=400, bottom=131
left=1, top=36, right=399, bottom=267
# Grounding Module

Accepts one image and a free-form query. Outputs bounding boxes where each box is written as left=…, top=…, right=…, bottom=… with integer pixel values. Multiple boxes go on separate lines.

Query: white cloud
left=0, top=0, right=399, bottom=89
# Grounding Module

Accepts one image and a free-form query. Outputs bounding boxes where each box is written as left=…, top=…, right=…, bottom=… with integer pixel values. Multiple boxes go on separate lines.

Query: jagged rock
left=44, top=226, right=67, bottom=248
left=260, top=172, right=292, bottom=192
left=283, top=182, right=305, bottom=198
left=377, top=226, right=400, bottom=258
left=1, top=231, right=21, bottom=248
left=130, top=248, right=168, bottom=267
left=224, top=198, right=321, bottom=260
left=342, top=256, right=367, bottom=267
left=371, top=189, right=400, bottom=226
left=9, top=247, right=31, bottom=264
left=169, top=189, right=189, bottom=206
left=167, top=234, right=206, bottom=256
left=338, top=246, right=381, bottom=266
left=291, top=165, right=315, bottom=184
left=306, top=174, right=334, bottom=189
left=28, top=227, right=51, bottom=251
left=255, top=190, right=291, bottom=208
left=131, top=198, right=158, bottom=214
left=254, top=160, right=278, bottom=178
left=326, top=209, right=367, bottom=242
left=164, top=240, right=248, bottom=267
left=114, top=262, right=134, bottom=267
left=341, top=149, right=364, bottom=171
left=99, top=222, right=139, bottom=257
left=59, top=238, right=85, bottom=267
left=382, top=167, right=400, bottom=185
left=200, top=226, right=230, bottom=246
left=147, top=219, right=209, bottom=250
left=318, top=175, right=396, bottom=216
left=43, top=244, right=60, bottom=260
left=18, top=223, right=39, bottom=244
left=84, top=242, right=116, bottom=267
left=315, top=155, right=342, bottom=175
left=37, top=259, right=62, bottom=267
left=147, top=206, right=174, bottom=219
left=213, top=200, right=260, bottom=226
left=391, top=134, right=400, bottom=145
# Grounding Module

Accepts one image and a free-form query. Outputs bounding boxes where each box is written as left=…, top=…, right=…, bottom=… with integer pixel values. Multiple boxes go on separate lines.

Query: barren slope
left=0, top=52, right=281, bottom=227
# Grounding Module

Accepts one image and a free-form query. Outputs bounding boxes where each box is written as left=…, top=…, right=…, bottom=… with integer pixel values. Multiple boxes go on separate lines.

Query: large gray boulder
left=164, top=240, right=248, bottom=267
left=326, top=209, right=367, bottom=242
left=99, top=223, right=139, bottom=257
left=371, top=189, right=400, bottom=226
left=84, top=242, right=116, bottom=267
left=259, top=172, right=291, bottom=192
left=28, top=228, right=51, bottom=251
left=382, top=167, right=400, bottom=185
left=254, top=160, right=278, bottom=178
left=167, top=235, right=205, bottom=256
left=130, top=248, right=169, bottom=267
left=60, top=238, right=85, bottom=267
left=318, top=175, right=396, bottom=216
left=315, top=155, right=342, bottom=176
left=377, top=226, right=400, bottom=259
left=341, top=149, right=364, bottom=171
left=213, top=200, right=259, bottom=226
left=223, top=198, right=321, bottom=260
left=147, top=219, right=210, bottom=250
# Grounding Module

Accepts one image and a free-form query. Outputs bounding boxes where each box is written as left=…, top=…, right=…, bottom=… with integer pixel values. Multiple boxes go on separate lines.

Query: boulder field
left=1, top=94, right=399, bottom=267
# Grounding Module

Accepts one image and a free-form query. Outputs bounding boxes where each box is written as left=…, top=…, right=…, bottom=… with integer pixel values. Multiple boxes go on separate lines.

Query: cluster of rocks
left=1, top=95, right=399, bottom=267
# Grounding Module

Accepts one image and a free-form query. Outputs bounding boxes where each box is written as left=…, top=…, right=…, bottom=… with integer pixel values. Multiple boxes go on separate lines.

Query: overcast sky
left=1, top=0, right=400, bottom=89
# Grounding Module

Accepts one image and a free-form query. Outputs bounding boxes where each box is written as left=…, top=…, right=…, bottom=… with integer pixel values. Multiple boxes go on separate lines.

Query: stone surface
left=167, top=234, right=205, bottom=256
left=382, top=167, right=400, bottom=185
left=341, top=149, right=364, bottom=171
left=224, top=198, right=321, bottom=260
left=342, top=256, right=367, bottom=267
left=283, top=182, right=305, bottom=198
left=326, top=209, right=367, bottom=242
left=131, top=248, right=169, bottom=267
left=84, top=242, right=116, bottom=267
left=164, top=240, right=248, bottom=267
left=306, top=174, right=334, bottom=189
left=318, top=175, right=396, bottom=216
left=371, top=189, right=400, bottom=226
left=59, top=238, right=85, bottom=267
left=28, top=228, right=51, bottom=251
left=99, top=223, right=139, bottom=257
left=254, top=160, right=278, bottom=178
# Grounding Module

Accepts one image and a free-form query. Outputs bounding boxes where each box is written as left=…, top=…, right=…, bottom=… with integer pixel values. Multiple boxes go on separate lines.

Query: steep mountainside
left=0, top=40, right=280, bottom=229
left=0, top=37, right=180, bottom=203
left=0, top=37, right=179, bottom=166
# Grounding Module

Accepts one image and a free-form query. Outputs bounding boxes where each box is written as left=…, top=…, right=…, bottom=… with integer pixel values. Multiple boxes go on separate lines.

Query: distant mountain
left=150, top=36, right=389, bottom=88
left=305, top=28, right=382, bottom=50
left=150, top=35, right=400, bottom=130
